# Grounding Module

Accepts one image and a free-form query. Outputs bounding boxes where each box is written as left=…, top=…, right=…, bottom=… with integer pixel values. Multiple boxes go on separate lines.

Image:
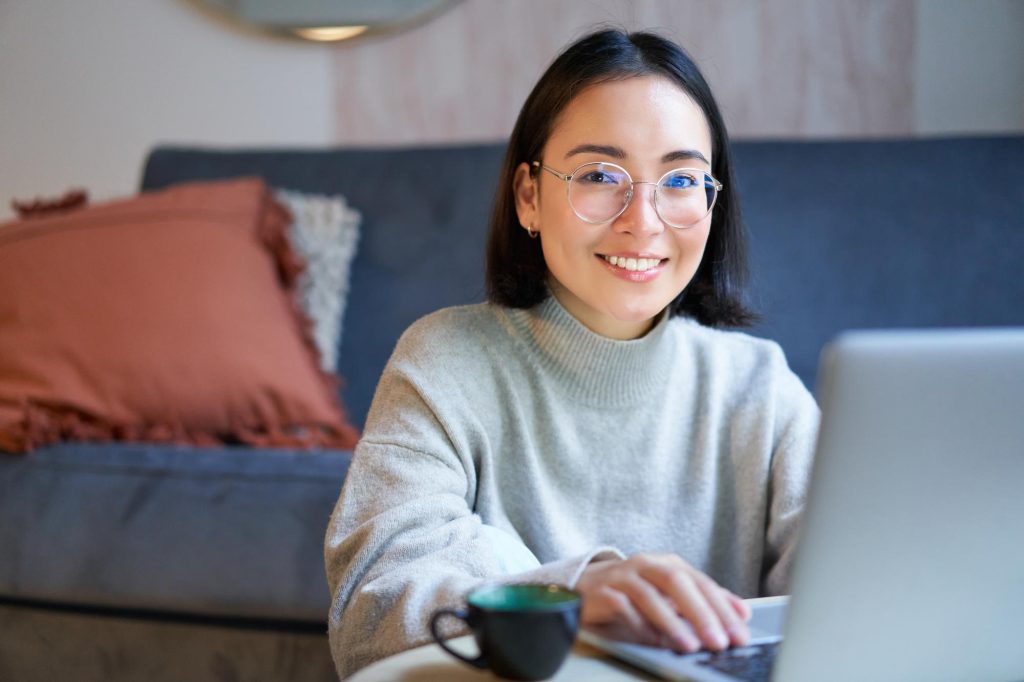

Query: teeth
left=604, top=255, right=661, bottom=271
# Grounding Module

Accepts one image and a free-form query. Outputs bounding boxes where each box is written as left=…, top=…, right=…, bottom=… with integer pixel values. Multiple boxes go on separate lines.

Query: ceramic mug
left=429, top=583, right=582, bottom=681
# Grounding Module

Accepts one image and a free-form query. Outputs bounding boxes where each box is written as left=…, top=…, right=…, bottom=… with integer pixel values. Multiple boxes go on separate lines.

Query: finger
left=694, top=581, right=749, bottom=647
left=583, top=587, right=667, bottom=648
left=619, top=576, right=701, bottom=653
left=647, top=567, right=730, bottom=651
left=585, top=621, right=664, bottom=648
left=727, top=592, right=752, bottom=622
left=591, top=586, right=649, bottom=634
left=586, top=619, right=664, bottom=648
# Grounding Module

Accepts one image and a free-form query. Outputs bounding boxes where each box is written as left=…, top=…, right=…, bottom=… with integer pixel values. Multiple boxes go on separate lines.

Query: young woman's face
left=514, top=76, right=715, bottom=340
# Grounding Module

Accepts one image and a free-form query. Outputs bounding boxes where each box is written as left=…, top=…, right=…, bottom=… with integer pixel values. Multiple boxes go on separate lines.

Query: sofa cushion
left=0, top=442, right=352, bottom=621
left=734, top=136, right=1024, bottom=389
left=0, top=178, right=359, bottom=453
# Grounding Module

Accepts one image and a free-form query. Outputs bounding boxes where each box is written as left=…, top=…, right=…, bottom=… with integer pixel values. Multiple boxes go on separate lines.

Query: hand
left=575, top=553, right=751, bottom=653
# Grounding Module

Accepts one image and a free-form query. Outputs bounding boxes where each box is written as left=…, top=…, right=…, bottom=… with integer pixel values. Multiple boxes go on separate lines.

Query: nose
left=612, top=182, right=664, bottom=236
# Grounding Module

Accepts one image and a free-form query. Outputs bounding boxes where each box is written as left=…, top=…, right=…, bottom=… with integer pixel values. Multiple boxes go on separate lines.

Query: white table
left=349, top=635, right=657, bottom=681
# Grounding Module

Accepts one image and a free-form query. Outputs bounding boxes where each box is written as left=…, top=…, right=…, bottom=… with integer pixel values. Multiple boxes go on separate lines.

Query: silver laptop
left=581, top=328, right=1024, bottom=682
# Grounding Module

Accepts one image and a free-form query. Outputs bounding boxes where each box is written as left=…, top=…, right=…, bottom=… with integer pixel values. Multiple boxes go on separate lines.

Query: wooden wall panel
left=330, top=0, right=916, bottom=144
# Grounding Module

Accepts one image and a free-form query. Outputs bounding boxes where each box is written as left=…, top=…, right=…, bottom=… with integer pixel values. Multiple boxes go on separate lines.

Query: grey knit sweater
left=325, top=297, right=819, bottom=678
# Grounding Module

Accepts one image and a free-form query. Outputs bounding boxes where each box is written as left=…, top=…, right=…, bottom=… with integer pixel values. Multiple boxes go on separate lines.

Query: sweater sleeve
left=324, top=364, right=621, bottom=679
left=760, top=352, right=821, bottom=596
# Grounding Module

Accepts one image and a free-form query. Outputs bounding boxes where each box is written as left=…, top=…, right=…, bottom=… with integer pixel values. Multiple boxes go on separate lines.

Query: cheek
left=539, top=213, right=598, bottom=257
left=665, top=227, right=712, bottom=291
left=538, top=197, right=577, bottom=231
left=540, top=231, right=593, bottom=276
left=673, top=223, right=712, bottom=263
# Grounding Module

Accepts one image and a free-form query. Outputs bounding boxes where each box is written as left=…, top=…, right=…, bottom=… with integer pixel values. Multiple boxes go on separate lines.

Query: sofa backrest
left=142, top=136, right=1024, bottom=428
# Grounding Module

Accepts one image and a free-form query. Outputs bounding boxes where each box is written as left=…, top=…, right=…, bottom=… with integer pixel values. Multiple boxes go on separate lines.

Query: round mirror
left=189, top=0, right=463, bottom=43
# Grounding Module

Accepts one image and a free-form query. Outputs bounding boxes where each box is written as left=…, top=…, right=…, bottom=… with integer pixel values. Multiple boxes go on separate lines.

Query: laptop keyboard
left=694, top=642, right=779, bottom=681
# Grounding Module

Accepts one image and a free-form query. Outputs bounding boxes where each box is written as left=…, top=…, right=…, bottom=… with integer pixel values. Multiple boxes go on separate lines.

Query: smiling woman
left=513, top=76, right=718, bottom=340
left=324, top=29, right=820, bottom=680
left=487, top=34, right=754, bottom=340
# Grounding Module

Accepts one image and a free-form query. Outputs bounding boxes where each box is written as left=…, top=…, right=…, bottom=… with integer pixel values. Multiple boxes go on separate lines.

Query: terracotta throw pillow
left=0, top=177, right=360, bottom=453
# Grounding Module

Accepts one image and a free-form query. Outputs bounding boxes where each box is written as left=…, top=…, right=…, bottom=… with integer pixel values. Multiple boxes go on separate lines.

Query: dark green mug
left=429, top=583, right=582, bottom=681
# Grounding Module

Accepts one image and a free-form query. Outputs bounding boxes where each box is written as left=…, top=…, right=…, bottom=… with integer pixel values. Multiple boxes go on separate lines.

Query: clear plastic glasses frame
left=532, top=160, right=723, bottom=229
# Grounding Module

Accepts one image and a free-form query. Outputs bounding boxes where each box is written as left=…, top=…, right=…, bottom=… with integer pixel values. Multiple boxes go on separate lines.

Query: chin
left=607, top=300, right=668, bottom=324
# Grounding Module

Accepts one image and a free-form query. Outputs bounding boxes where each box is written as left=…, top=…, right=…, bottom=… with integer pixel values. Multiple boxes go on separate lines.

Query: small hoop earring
left=525, top=224, right=538, bottom=239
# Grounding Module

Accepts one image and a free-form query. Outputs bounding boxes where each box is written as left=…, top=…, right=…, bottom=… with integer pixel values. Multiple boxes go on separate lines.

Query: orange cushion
left=0, top=177, right=360, bottom=453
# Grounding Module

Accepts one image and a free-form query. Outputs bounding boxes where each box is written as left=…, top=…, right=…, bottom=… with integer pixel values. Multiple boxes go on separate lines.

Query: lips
left=596, top=253, right=667, bottom=283
left=599, top=254, right=668, bottom=272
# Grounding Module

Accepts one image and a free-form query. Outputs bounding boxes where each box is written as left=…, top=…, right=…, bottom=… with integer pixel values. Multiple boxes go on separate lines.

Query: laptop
left=581, top=328, right=1024, bottom=682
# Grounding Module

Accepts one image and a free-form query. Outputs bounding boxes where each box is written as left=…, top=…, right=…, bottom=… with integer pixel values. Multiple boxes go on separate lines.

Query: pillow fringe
left=0, top=400, right=357, bottom=455
left=11, top=188, right=89, bottom=219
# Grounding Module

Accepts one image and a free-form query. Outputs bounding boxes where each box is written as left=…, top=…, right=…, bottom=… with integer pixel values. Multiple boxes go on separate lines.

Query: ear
left=513, top=162, right=539, bottom=233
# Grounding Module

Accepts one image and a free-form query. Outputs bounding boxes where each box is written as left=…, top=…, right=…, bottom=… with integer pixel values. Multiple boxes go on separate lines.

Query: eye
left=576, top=169, right=626, bottom=186
left=662, top=171, right=700, bottom=189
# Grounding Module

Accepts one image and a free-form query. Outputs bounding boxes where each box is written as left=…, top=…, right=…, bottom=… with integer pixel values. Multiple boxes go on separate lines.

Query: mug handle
left=429, top=608, right=488, bottom=669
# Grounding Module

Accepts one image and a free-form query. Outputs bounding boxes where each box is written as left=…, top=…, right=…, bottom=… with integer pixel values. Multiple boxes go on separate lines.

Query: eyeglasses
left=532, top=160, right=723, bottom=229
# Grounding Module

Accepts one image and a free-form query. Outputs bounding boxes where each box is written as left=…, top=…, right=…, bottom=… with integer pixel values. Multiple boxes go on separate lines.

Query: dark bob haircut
left=485, top=29, right=755, bottom=328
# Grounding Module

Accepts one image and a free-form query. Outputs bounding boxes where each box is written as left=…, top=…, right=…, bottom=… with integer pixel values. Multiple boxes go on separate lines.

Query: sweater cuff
left=503, top=546, right=625, bottom=589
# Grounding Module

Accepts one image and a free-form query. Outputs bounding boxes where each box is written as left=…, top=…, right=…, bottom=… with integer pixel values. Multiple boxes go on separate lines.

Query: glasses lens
left=656, top=169, right=718, bottom=228
left=567, top=163, right=630, bottom=223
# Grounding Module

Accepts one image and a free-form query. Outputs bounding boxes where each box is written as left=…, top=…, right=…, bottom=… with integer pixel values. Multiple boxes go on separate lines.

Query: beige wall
left=2, top=0, right=1021, bottom=221
left=0, top=1, right=334, bottom=220
left=914, top=0, right=1024, bottom=135
left=332, top=0, right=920, bottom=144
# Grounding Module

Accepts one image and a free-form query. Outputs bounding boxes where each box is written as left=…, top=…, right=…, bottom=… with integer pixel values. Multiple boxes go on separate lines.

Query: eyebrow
left=662, top=148, right=711, bottom=166
left=565, top=144, right=626, bottom=159
left=565, top=144, right=710, bottom=166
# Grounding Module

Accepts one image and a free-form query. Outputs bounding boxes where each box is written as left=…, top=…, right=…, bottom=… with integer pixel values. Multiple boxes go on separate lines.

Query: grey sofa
left=2, top=136, right=1022, bottom=681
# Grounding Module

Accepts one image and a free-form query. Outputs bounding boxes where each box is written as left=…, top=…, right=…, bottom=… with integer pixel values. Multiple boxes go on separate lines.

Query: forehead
left=546, top=75, right=713, bottom=165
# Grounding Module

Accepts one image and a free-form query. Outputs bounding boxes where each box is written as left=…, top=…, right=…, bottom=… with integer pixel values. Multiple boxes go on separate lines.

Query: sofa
left=1, top=135, right=1022, bottom=681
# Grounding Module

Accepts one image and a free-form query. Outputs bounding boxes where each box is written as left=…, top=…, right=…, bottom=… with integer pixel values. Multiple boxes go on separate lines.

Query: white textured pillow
left=274, top=188, right=361, bottom=373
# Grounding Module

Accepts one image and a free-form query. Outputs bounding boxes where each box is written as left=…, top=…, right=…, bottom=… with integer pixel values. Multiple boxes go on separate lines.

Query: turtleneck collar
left=502, top=295, right=678, bottom=407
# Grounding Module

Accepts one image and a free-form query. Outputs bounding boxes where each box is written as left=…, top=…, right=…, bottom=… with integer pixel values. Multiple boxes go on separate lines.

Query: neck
left=546, top=278, right=657, bottom=340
